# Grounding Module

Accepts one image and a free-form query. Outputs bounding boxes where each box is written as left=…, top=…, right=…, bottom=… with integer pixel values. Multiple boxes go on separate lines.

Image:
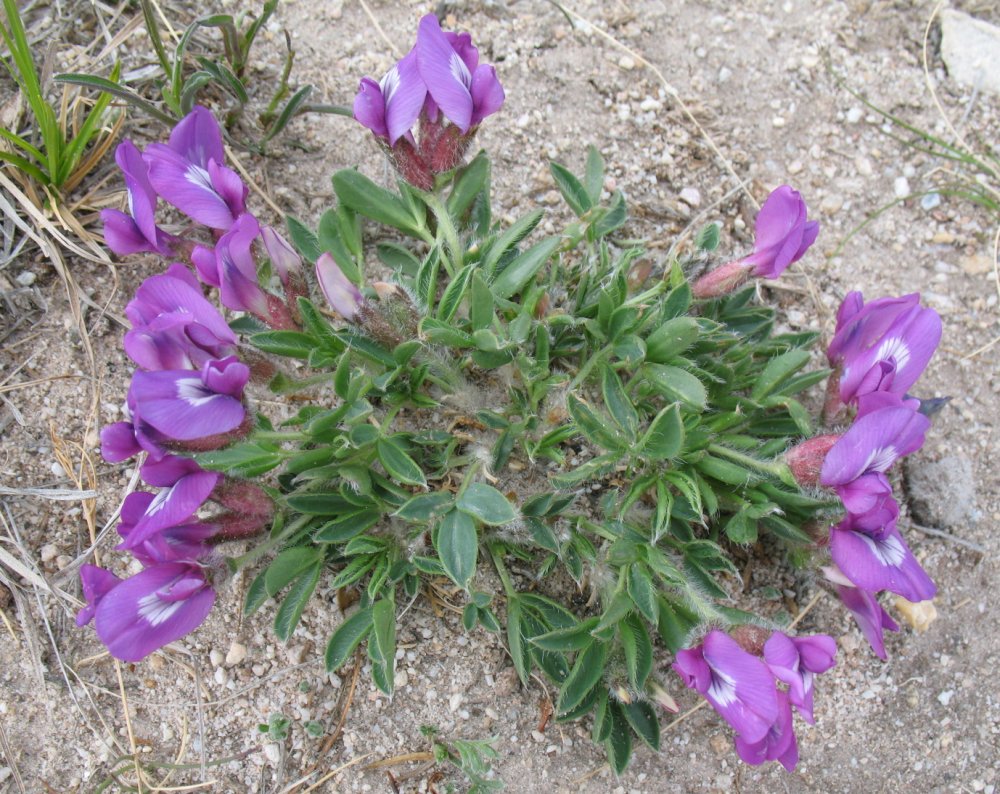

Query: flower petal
left=702, top=630, right=779, bottom=743
left=354, top=77, right=389, bottom=138
left=168, top=106, right=225, bottom=168
left=94, top=562, right=215, bottom=661
left=470, top=64, right=505, bottom=126
left=383, top=51, right=427, bottom=146
left=144, top=144, right=236, bottom=230
left=836, top=584, right=899, bottom=660
left=416, top=14, right=473, bottom=133
left=831, top=520, right=937, bottom=601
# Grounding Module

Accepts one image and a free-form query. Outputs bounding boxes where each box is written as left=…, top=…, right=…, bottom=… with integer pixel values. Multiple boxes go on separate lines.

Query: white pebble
left=448, top=693, right=464, bottom=712
left=894, top=176, right=911, bottom=199
left=846, top=107, right=863, bottom=123
left=40, top=544, right=59, bottom=563
left=225, top=642, right=247, bottom=666
left=937, top=690, right=955, bottom=706
left=214, top=667, right=228, bottom=686
left=209, top=650, right=225, bottom=668
left=618, top=55, right=636, bottom=71
left=15, top=271, right=36, bottom=286
left=263, top=743, right=281, bottom=764
left=679, top=187, right=701, bottom=207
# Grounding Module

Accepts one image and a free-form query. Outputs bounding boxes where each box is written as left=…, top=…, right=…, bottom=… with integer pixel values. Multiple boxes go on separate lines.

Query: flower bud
left=784, top=434, right=841, bottom=487
left=316, top=253, right=364, bottom=321
left=691, top=260, right=752, bottom=299
left=731, top=624, right=770, bottom=656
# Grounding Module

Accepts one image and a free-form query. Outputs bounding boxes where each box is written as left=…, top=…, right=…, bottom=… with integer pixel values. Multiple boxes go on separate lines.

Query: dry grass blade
left=0, top=485, right=97, bottom=500
left=298, top=753, right=373, bottom=793
left=0, top=717, right=26, bottom=793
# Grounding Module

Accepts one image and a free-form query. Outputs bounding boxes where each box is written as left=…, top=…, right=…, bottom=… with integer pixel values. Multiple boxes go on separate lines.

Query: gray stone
left=905, top=454, right=979, bottom=528
left=940, top=9, right=1000, bottom=97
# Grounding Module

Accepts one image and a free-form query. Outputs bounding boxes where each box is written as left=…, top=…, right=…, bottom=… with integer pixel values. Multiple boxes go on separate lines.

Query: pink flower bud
left=316, top=253, right=364, bottom=321
left=784, top=434, right=841, bottom=487
left=691, top=260, right=753, bottom=299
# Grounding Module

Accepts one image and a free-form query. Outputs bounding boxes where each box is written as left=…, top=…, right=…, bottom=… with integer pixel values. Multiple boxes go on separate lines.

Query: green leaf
left=490, top=236, right=560, bottom=300
left=644, top=317, right=700, bottom=363
left=274, top=562, right=321, bottom=641
left=286, top=492, right=356, bottom=515
left=694, top=222, right=721, bottom=251
left=437, top=509, right=478, bottom=587
left=594, top=590, right=634, bottom=633
left=601, top=365, right=638, bottom=440
left=506, top=597, right=531, bottom=686
left=550, top=161, right=593, bottom=216
left=370, top=598, right=396, bottom=676
left=332, top=170, right=424, bottom=237
left=531, top=617, right=600, bottom=652
left=457, top=483, right=517, bottom=525
left=469, top=271, right=495, bottom=331
left=557, top=641, right=608, bottom=714
left=243, top=569, right=269, bottom=616
left=250, top=330, right=316, bottom=359
left=193, top=442, right=283, bottom=478
left=329, top=555, right=378, bottom=589
left=394, top=491, right=454, bottom=522
left=696, top=455, right=761, bottom=486
left=725, top=510, right=758, bottom=544
left=583, top=145, right=604, bottom=205
left=317, top=209, right=362, bottom=284
left=567, top=394, right=627, bottom=452
left=626, top=564, right=658, bottom=624
left=324, top=607, right=373, bottom=671
left=639, top=404, right=684, bottom=460
left=313, top=508, right=381, bottom=543
left=643, top=364, right=707, bottom=409
left=265, top=547, right=322, bottom=597
left=656, top=597, right=697, bottom=653
left=550, top=452, right=619, bottom=488
left=622, top=701, right=660, bottom=751
left=751, top=349, right=812, bottom=401
left=285, top=215, right=321, bottom=262
left=376, top=436, right=426, bottom=487
left=605, top=701, right=633, bottom=774
left=262, top=84, right=313, bottom=143
left=447, top=150, right=489, bottom=219
left=436, top=262, right=476, bottom=322
left=619, top=614, right=653, bottom=690
left=593, top=191, right=627, bottom=238
left=482, top=209, right=544, bottom=276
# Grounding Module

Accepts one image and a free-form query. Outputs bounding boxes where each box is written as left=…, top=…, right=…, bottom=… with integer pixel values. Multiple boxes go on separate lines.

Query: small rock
left=894, top=176, right=911, bottom=199
left=678, top=187, right=701, bottom=207
left=15, top=271, right=36, bottom=286
left=718, top=66, right=732, bottom=83
left=263, top=743, right=281, bottom=764
left=214, top=667, right=228, bottom=686
left=448, top=693, right=464, bottom=712
left=395, top=670, right=409, bottom=688
left=940, top=9, right=1000, bottom=97
left=639, top=97, right=661, bottom=112
left=846, top=106, right=863, bottom=123
left=618, top=55, right=636, bottom=71
left=820, top=194, right=844, bottom=214
left=905, top=455, right=979, bottom=528
left=225, top=642, right=247, bottom=666
left=709, top=733, right=730, bottom=756
left=40, top=544, right=59, bottom=563
left=788, top=160, right=804, bottom=175
left=937, top=690, right=955, bottom=706
left=209, top=649, right=225, bottom=668
left=931, top=231, right=955, bottom=244
left=921, top=192, right=942, bottom=210
left=894, top=597, right=938, bottom=633
left=772, top=116, right=786, bottom=128
left=531, top=730, right=546, bottom=743
left=0, top=768, right=11, bottom=783
left=50, top=462, right=66, bottom=478
left=961, top=254, right=993, bottom=275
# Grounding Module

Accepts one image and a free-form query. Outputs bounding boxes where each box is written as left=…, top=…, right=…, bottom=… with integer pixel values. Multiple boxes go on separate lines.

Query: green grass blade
left=55, top=73, right=178, bottom=125
left=0, top=150, right=49, bottom=183
left=0, top=126, right=44, bottom=161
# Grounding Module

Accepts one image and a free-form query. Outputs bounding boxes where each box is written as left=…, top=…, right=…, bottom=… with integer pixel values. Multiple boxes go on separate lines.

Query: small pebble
left=937, top=690, right=955, bottom=706
left=225, top=642, right=247, bottom=666
left=894, top=176, right=911, bottom=198
left=263, top=743, right=281, bottom=764
left=846, top=106, right=863, bottom=123
left=618, top=55, right=636, bottom=71
left=921, top=192, right=942, bottom=210
left=448, top=693, right=464, bottom=712
left=15, top=271, right=36, bottom=286
left=40, top=544, right=59, bottom=563
left=679, top=187, right=701, bottom=207
left=209, top=650, right=225, bottom=668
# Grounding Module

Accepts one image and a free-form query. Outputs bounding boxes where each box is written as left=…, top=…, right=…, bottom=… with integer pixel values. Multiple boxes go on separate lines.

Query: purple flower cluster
left=673, top=629, right=837, bottom=771
left=101, top=107, right=304, bottom=330
left=353, top=14, right=505, bottom=189
left=783, top=292, right=941, bottom=658
left=691, top=186, right=819, bottom=299
left=82, top=266, right=273, bottom=661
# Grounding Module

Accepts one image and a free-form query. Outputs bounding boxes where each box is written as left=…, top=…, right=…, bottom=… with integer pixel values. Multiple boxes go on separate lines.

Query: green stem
left=567, top=345, right=609, bottom=391
left=707, top=443, right=786, bottom=479
left=488, top=543, right=516, bottom=597
left=252, top=429, right=308, bottom=443
left=228, top=513, right=311, bottom=569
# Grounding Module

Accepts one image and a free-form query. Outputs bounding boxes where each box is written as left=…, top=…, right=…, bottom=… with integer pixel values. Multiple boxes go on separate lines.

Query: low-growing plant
left=0, top=0, right=119, bottom=193
left=56, top=0, right=350, bottom=153
left=422, top=726, right=503, bottom=793
left=81, top=13, right=944, bottom=776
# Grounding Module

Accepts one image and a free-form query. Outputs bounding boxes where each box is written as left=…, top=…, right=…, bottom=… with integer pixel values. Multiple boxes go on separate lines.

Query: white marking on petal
left=144, top=487, right=171, bottom=517
left=874, top=336, right=910, bottom=371
left=176, top=377, right=216, bottom=408
left=184, top=164, right=214, bottom=192
left=137, top=592, right=184, bottom=626
left=858, top=532, right=907, bottom=567
left=862, top=445, right=897, bottom=473
left=380, top=66, right=400, bottom=103
left=707, top=668, right=737, bottom=707
left=449, top=52, right=472, bottom=86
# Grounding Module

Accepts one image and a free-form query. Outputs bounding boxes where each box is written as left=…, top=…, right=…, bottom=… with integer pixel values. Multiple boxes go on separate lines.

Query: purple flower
left=116, top=470, right=220, bottom=552
left=415, top=14, right=505, bottom=134
left=733, top=691, right=799, bottom=772
left=763, top=632, right=837, bottom=724
left=94, top=561, right=216, bottom=661
left=673, top=630, right=779, bottom=743
left=820, top=396, right=929, bottom=513
left=824, top=567, right=899, bottom=660
left=101, top=141, right=180, bottom=257
left=829, top=292, right=941, bottom=406
left=354, top=50, right=426, bottom=146
left=742, top=186, right=819, bottom=279
left=316, top=253, right=364, bottom=321
left=144, top=106, right=247, bottom=230
left=261, top=225, right=304, bottom=292
left=353, top=15, right=504, bottom=188
left=128, top=356, right=250, bottom=444
left=830, top=514, right=936, bottom=602
left=100, top=421, right=143, bottom=462
left=76, top=565, right=122, bottom=626
left=124, top=271, right=238, bottom=371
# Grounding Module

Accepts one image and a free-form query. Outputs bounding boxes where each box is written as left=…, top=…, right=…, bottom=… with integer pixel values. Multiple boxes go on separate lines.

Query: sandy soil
left=1, top=0, right=998, bottom=791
